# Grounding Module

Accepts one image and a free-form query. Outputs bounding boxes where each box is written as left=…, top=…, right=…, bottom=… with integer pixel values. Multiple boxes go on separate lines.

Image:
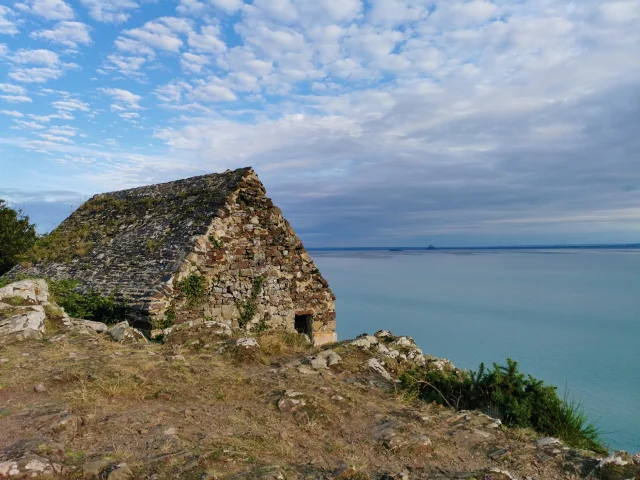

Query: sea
left=310, top=248, right=640, bottom=453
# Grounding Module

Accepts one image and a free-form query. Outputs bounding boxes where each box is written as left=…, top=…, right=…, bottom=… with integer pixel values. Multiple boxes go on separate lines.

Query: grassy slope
left=0, top=326, right=636, bottom=480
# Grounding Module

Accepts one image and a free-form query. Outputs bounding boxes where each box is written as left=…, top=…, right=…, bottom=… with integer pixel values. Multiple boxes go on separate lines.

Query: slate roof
left=8, top=167, right=252, bottom=303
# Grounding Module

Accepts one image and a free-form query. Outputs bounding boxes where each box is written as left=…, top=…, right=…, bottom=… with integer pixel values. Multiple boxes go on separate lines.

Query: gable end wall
left=149, top=171, right=337, bottom=345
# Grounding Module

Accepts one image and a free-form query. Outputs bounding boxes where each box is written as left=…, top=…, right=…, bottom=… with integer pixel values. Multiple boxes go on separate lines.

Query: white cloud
left=10, top=49, right=60, bottom=66
left=121, top=17, right=192, bottom=53
left=209, top=0, right=244, bottom=14
left=0, top=110, right=24, bottom=117
left=297, top=0, right=363, bottom=24
left=80, top=0, right=138, bottom=23
left=14, top=0, right=75, bottom=21
left=225, top=72, right=260, bottom=92
left=8, top=67, right=65, bottom=83
left=154, top=81, right=192, bottom=104
left=187, top=25, right=226, bottom=53
left=49, top=125, right=78, bottom=136
left=220, top=48, right=273, bottom=77
left=119, top=112, right=139, bottom=119
left=190, top=79, right=237, bottom=102
left=429, top=0, right=500, bottom=28
left=99, top=87, right=143, bottom=110
left=180, top=52, right=209, bottom=73
left=102, top=54, right=147, bottom=77
left=114, top=37, right=156, bottom=57
left=39, top=133, right=74, bottom=143
left=12, top=120, right=47, bottom=130
left=30, top=21, right=92, bottom=48
left=0, top=94, right=32, bottom=103
left=600, top=1, right=640, bottom=24
left=29, top=112, right=73, bottom=122
left=0, top=44, right=8, bottom=57
left=0, top=6, right=19, bottom=35
left=344, top=27, right=404, bottom=62
left=176, top=0, right=208, bottom=16
left=368, top=0, right=426, bottom=26
left=0, top=83, right=27, bottom=95
left=6, top=50, right=76, bottom=84
left=52, top=98, right=90, bottom=111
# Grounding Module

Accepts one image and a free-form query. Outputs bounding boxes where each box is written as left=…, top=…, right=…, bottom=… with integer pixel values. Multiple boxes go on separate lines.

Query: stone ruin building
left=8, top=167, right=337, bottom=345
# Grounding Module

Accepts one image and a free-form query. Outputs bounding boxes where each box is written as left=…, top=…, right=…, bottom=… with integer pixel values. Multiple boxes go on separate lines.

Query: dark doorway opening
left=294, top=314, right=313, bottom=338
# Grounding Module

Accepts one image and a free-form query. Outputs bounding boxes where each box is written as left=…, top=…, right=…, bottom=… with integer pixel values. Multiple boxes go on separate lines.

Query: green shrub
left=399, top=358, right=606, bottom=454
left=0, top=200, right=37, bottom=275
left=175, top=273, right=207, bottom=306
left=49, top=279, right=127, bottom=325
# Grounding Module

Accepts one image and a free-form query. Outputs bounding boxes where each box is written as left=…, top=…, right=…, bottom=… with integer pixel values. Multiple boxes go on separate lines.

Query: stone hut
left=8, top=167, right=337, bottom=345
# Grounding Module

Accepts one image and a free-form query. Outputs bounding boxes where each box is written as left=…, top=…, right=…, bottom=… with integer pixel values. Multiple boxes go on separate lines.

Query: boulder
left=0, top=307, right=46, bottom=344
left=392, top=336, right=415, bottom=348
left=307, top=349, right=342, bottom=370
left=235, top=337, right=259, bottom=348
left=82, top=458, right=112, bottom=479
left=278, top=390, right=306, bottom=413
left=366, top=358, right=393, bottom=381
left=326, top=351, right=342, bottom=366
left=351, top=334, right=379, bottom=349
left=375, top=330, right=393, bottom=339
left=72, top=319, right=108, bottom=333
left=0, top=279, right=49, bottom=304
left=0, top=454, right=61, bottom=478
left=107, top=321, right=147, bottom=344
left=537, top=437, right=561, bottom=447
left=108, top=463, right=134, bottom=480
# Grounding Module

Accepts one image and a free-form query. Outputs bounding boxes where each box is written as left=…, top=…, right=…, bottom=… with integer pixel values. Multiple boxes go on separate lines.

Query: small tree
left=0, top=200, right=37, bottom=275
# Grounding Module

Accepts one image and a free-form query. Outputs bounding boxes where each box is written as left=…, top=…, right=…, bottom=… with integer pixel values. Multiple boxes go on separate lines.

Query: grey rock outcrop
left=107, top=321, right=147, bottom=344
left=72, top=319, right=108, bottom=333
left=235, top=337, right=259, bottom=349
left=0, top=307, right=46, bottom=343
left=0, top=280, right=52, bottom=344
left=366, top=358, right=393, bottom=381
left=0, top=279, right=49, bottom=304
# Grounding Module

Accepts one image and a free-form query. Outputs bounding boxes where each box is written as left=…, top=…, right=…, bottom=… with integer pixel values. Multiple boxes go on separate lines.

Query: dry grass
left=0, top=329, right=625, bottom=480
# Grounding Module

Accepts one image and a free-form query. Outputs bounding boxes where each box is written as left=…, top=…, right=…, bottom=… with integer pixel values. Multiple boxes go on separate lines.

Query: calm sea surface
left=310, top=249, right=640, bottom=453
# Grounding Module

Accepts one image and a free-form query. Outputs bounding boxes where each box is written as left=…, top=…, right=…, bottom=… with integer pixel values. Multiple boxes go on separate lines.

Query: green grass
left=399, top=358, right=607, bottom=454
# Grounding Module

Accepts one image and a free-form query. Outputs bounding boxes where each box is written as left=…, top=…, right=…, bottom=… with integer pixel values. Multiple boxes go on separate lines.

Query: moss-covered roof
left=8, top=167, right=252, bottom=304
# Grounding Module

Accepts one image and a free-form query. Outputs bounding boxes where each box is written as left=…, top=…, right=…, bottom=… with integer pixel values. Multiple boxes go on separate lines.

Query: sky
left=0, top=0, right=639, bottom=247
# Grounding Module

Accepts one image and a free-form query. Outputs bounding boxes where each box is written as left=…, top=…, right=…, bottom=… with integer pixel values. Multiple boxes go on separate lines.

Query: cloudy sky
left=0, top=0, right=638, bottom=247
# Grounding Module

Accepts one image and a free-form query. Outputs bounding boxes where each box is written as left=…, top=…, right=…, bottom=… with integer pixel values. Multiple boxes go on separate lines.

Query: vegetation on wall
left=237, top=274, right=267, bottom=328
left=175, top=273, right=207, bottom=306
left=208, top=235, right=224, bottom=249
left=399, top=358, right=605, bottom=454
left=0, top=200, right=38, bottom=275
left=153, top=307, right=176, bottom=330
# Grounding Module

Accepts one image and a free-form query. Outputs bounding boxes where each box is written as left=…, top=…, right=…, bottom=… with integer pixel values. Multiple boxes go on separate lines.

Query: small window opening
left=294, top=314, right=313, bottom=338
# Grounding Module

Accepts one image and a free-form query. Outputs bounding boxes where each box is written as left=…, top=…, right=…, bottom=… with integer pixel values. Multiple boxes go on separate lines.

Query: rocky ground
left=1, top=280, right=639, bottom=480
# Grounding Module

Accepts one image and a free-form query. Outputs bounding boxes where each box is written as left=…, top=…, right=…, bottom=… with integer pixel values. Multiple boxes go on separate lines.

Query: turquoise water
left=311, top=249, right=640, bottom=453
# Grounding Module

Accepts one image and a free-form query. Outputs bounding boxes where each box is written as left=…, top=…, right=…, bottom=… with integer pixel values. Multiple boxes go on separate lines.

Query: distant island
left=312, top=243, right=640, bottom=252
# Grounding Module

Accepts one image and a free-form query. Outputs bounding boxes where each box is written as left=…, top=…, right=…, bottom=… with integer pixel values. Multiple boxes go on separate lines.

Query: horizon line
left=307, top=243, right=640, bottom=251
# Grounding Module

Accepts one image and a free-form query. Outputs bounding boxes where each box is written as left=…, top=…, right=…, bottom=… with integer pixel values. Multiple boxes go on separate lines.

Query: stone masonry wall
left=149, top=171, right=337, bottom=345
